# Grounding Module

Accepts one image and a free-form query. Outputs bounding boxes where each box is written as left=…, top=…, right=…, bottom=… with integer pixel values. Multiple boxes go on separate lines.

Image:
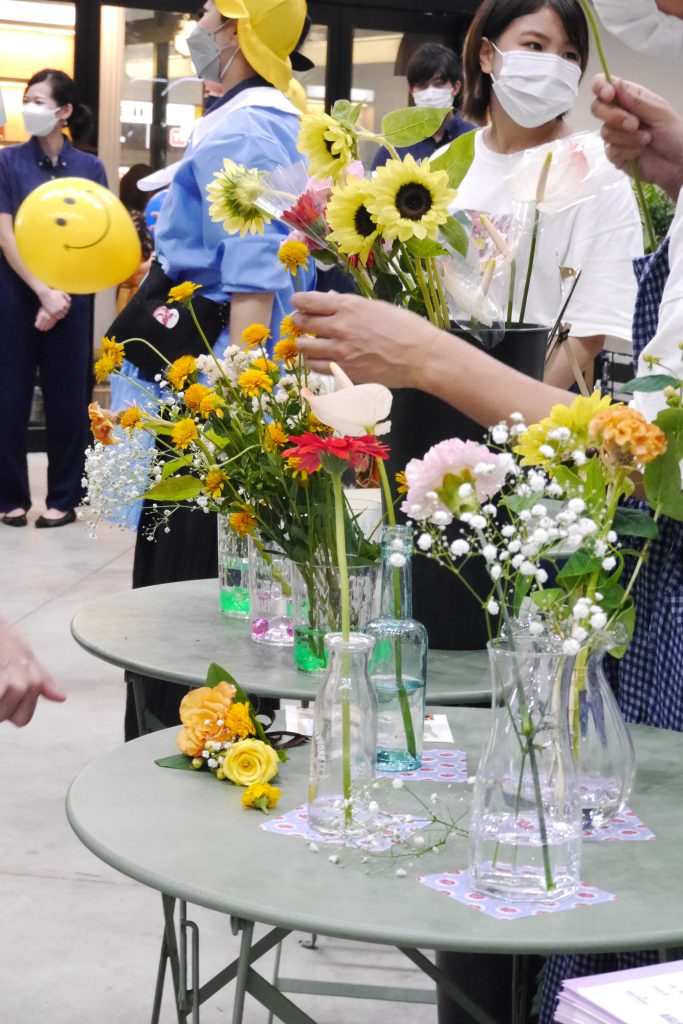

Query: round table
left=67, top=707, right=683, bottom=1024
left=71, top=578, right=491, bottom=705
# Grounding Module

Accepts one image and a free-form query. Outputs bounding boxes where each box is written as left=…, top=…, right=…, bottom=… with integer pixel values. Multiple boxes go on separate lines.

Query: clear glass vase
left=291, top=561, right=377, bottom=673
left=217, top=518, right=250, bottom=619
left=308, top=633, right=379, bottom=837
left=247, top=538, right=293, bottom=646
left=469, top=639, right=582, bottom=902
left=569, top=639, right=636, bottom=830
left=364, top=525, right=427, bottom=771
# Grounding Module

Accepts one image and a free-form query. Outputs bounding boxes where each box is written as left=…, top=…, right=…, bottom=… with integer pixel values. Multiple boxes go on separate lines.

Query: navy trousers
left=0, top=271, right=92, bottom=512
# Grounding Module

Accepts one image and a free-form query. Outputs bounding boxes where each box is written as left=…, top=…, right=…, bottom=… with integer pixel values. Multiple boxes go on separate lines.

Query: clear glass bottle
left=364, top=525, right=427, bottom=771
left=469, top=639, right=582, bottom=902
left=247, top=538, right=293, bottom=646
left=308, top=632, right=379, bottom=837
left=217, top=517, right=249, bottom=619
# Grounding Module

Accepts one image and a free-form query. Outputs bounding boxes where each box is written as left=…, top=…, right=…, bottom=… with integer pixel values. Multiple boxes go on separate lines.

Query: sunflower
left=241, top=324, right=271, bottom=351
left=297, top=112, right=356, bottom=182
left=326, top=177, right=380, bottom=264
left=168, top=281, right=201, bottom=304
left=367, top=155, right=456, bottom=243
left=278, top=239, right=310, bottom=276
left=206, top=158, right=272, bottom=237
left=238, top=368, right=274, bottom=397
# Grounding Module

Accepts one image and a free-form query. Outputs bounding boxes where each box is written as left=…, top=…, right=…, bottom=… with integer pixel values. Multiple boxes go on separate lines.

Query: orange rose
left=176, top=681, right=236, bottom=756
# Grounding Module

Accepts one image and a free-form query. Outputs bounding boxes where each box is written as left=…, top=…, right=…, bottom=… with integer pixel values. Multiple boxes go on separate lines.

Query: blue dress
left=0, top=136, right=107, bottom=512
left=539, top=239, right=681, bottom=1022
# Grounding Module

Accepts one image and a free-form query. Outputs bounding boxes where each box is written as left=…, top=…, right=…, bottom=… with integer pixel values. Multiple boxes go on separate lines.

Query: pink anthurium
left=301, top=362, right=392, bottom=436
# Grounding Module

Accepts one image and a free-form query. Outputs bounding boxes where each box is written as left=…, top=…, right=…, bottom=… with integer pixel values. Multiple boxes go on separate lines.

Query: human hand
left=34, top=306, right=58, bottom=332
left=591, top=75, right=683, bottom=199
left=292, top=291, right=439, bottom=389
left=0, top=621, right=66, bottom=726
left=38, top=288, right=71, bottom=320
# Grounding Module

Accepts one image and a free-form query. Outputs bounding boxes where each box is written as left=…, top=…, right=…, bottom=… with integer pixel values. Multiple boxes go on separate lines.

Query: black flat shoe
left=2, top=513, right=27, bottom=527
left=35, top=509, right=76, bottom=529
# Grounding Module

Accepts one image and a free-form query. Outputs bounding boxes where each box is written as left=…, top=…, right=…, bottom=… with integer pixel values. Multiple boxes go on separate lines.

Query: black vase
left=387, top=323, right=550, bottom=651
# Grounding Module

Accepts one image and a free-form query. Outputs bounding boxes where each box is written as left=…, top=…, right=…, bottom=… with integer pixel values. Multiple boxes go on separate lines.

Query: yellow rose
left=222, top=738, right=279, bottom=787
left=176, top=681, right=236, bottom=756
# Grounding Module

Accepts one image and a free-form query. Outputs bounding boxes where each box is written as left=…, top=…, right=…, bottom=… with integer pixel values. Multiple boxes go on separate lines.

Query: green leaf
left=141, top=476, right=204, bottom=501
left=530, top=587, right=564, bottom=611
left=512, top=572, right=532, bottom=616
left=644, top=407, right=683, bottom=522
left=405, top=237, right=448, bottom=259
left=597, top=580, right=626, bottom=610
left=608, top=599, right=635, bottom=659
left=439, top=216, right=469, bottom=258
left=612, top=506, right=659, bottom=539
left=500, top=493, right=538, bottom=514
left=347, top=101, right=364, bottom=126
left=373, top=272, right=404, bottom=305
left=161, top=455, right=193, bottom=480
left=331, top=99, right=352, bottom=122
left=621, top=374, right=681, bottom=394
left=156, top=754, right=195, bottom=771
left=429, top=129, right=476, bottom=189
left=380, top=106, right=450, bottom=147
left=556, top=549, right=603, bottom=582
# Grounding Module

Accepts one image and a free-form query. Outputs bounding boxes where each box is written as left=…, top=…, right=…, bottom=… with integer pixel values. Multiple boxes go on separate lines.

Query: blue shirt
left=371, top=110, right=474, bottom=171
left=155, top=76, right=315, bottom=337
left=0, top=135, right=107, bottom=217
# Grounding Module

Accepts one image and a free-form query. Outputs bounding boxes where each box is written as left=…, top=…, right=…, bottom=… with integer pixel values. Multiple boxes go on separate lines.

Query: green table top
left=71, top=578, right=491, bottom=704
left=66, top=706, right=683, bottom=956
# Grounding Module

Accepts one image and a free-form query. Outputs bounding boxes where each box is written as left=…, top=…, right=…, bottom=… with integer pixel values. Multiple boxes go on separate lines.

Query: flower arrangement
left=156, top=662, right=284, bottom=813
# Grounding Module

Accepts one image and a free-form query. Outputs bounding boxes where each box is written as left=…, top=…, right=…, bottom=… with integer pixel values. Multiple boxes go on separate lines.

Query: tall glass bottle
left=364, top=525, right=428, bottom=771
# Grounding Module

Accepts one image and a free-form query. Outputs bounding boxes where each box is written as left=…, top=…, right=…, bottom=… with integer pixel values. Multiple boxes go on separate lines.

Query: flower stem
left=518, top=206, right=540, bottom=326
left=332, top=473, right=352, bottom=826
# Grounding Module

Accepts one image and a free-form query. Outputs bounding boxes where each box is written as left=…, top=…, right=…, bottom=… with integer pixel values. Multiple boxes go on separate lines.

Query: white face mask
left=490, top=45, right=581, bottom=129
left=412, top=86, right=454, bottom=110
left=591, top=0, right=683, bottom=60
left=22, top=102, right=61, bottom=137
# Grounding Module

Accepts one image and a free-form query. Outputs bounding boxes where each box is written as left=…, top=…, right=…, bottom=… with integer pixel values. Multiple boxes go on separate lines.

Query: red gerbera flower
left=282, top=433, right=389, bottom=475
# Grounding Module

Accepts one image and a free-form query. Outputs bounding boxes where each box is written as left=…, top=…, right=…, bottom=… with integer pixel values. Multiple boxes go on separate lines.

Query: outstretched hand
left=0, top=621, right=65, bottom=726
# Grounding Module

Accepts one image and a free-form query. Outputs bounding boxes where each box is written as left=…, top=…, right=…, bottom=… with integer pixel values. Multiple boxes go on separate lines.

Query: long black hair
left=25, top=69, right=94, bottom=146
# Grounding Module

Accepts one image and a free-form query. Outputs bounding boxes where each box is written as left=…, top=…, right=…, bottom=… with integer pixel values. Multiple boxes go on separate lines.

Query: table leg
left=150, top=895, right=187, bottom=1024
left=659, top=946, right=683, bottom=963
left=231, top=918, right=254, bottom=1024
left=399, top=947, right=501, bottom=1024
left=128, top=671, right=168, bottom=735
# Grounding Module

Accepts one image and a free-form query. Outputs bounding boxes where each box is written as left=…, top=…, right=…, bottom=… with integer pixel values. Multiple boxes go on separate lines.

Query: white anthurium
left=301, top=362, right=392, bottom=435
left=507, top=132, right=618, bottom=215
left=442, top=261, right=501, bottom=328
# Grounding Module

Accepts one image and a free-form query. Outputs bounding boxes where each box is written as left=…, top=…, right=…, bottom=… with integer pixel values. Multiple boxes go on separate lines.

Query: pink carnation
left=401, top=438, right=508, bottom=521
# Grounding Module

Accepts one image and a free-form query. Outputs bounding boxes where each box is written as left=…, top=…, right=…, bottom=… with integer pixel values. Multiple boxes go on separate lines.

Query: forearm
left=230, top=292, right=274, bottom=347
left=544, top=334, right=604, bottom=390
left=0, top=214, right=47, bottom=300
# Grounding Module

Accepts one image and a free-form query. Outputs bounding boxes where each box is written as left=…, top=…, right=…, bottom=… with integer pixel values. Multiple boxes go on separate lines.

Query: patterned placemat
left=583, top=807, right=655, bottom=842
left=376, top=748, right=467, bottom=782
left=260, top=804, right=428, bottom=851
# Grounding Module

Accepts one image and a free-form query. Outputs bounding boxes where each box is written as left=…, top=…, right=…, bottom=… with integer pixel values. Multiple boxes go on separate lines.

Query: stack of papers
left=555, top=960, right=683, bottom=1023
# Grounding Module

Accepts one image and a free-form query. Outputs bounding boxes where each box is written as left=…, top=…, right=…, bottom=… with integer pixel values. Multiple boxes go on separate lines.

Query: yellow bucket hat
left=216, top=0, right=307, bottom=94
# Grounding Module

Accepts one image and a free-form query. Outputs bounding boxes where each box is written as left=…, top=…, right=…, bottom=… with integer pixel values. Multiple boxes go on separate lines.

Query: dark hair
left=462, top=0, right=589, bottom=124
left=407, top=43, right=463, bottom=90
left=25, top=69, right=94, bottom=145
left=119, top=164, right=154, bottom=211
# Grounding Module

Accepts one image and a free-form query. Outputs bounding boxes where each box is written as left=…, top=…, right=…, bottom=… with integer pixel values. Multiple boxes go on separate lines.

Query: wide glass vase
left=469, top=639, right=582, bottom=902
left=308, top=633, right=379, bottom=837
left=247, top=538, right=293, bottom=646
left=291, top=561, right=377, bottom=673
left=364, top=525, right=427, bottom=771
left=217, top=518, right=249, bottom=619
left=569, top=639, right=636, bottom=830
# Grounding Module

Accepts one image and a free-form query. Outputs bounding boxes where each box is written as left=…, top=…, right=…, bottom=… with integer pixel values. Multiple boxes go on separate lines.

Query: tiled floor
left=0, top=454, right=436, bottom=1024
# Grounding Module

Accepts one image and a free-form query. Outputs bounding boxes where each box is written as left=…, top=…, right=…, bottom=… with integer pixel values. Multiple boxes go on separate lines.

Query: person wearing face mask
left=0, top=69, right=107, bottom=529
left=119, top=0, right=315, bottom=742
left=370, top=43, right=473, bottom=171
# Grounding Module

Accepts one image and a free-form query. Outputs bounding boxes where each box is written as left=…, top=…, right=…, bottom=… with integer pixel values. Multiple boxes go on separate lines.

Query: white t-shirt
left=448, top=129, right=643, bottom=341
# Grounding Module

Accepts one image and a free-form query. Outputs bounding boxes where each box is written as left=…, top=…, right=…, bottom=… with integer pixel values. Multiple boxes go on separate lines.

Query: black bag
left=107, top=261, right=230, bottom=379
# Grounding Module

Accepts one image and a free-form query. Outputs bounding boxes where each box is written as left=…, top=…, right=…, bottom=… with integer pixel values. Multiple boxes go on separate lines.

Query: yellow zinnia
left=297, top=111, right=356, bottom=182
left=204, top=469, right=226, bottom=498
left=326, top=176, right=380, bottom=263
left=171, top=417, right=199, bottom=450
left=273, top=337, right=298, bottom=365
left=199, top=392, right=223, bottom=419
left=367, top=154, right=456, bottom=243
left=224, top=701, right=256, bottom=740
left=241, top=781, right=281, bottom=811
left=168, top=281, right=201, bottom=303
left=251, top=356, right=277, bottom=374
left=280, top=314, right=303, bottom=340
left=167, top=355, right=197, bottom=390
left=265, top=422, right=289, bottom=449
left=515, top=392, right=616, bottom=467
left=94, top=352, right=116, bottom=383
left=184, top=382, right=210, bottom=410
left=242, top=323, right=271, bottom=351
left=206, top=158, right=272, bottom=236
left=101, top=335, right=125, bottom=367
left=238, top=368, right=274, bottom=396
left=119, top=406, right=144, bottom=430
left=278, top=239, right=310, bottom=276
left=229, top=506, right=257, bottom=536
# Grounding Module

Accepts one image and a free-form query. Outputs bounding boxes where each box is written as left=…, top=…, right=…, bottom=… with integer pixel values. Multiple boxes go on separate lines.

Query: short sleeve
left=549, top=175, right=643, bottom=341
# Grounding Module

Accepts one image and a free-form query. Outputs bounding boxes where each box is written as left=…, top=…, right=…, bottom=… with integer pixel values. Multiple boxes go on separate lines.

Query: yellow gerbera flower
left=273, top=337, right=299, bottom=365
left=515, top=392, right=616, bottom=467
left=94, top=352, right=116, bottom=383
left=242, top=323, right=271, bottom=351
left=167, top=355, right=197, bottom=390
left=367, top=154, right=456, bottom=243
left=297, top=111, right=356, bottom=182
left=326, top=177, right=380, bottom=263
left=265, top=422, right=289, bottom=449
left=242, top=781, right=281, bottom=811
left=229, top=506, right=258, bottom=536
left=119, top=406, right=144, bottom=430
left=238, top=368, right=274, bottom=396
left=171, top=418, right=199, bottom=450
left=206, top=158, right=272, bottom=236
left=101, top=335, right=125, bottom=367
left=184, top=383, right=210, bottom=410
left=168, top=281, right=201, bottom=304
left=251, top=356, right=277, bottom=374
left=278, top=239, right=310, bottom=276
left=204, top=469, right=227, bottom=498
left=395, top=470, right=408, bottom=494
left=225, top=701, right=256, bottom=740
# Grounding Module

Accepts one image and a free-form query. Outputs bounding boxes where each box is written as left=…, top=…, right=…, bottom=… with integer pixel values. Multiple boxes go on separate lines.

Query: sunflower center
left=354, top=204, right=376, bottom=238
left=395, top=182, right=433, bottom=221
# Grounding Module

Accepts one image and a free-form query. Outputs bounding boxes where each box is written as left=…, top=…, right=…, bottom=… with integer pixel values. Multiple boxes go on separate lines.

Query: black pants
left=436, top=952, right=543, bottom=1023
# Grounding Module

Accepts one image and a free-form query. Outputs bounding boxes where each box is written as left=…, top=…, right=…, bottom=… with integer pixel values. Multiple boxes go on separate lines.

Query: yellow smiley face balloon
left=15, top=177, right=142, bottom=294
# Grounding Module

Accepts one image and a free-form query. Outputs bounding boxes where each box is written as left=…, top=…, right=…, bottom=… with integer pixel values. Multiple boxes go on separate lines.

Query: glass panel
left=0, top=0, right=75, bottom=147
left=350, top=28, right=405, bottom=166
left=296, top=22, right=327, bottom=113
